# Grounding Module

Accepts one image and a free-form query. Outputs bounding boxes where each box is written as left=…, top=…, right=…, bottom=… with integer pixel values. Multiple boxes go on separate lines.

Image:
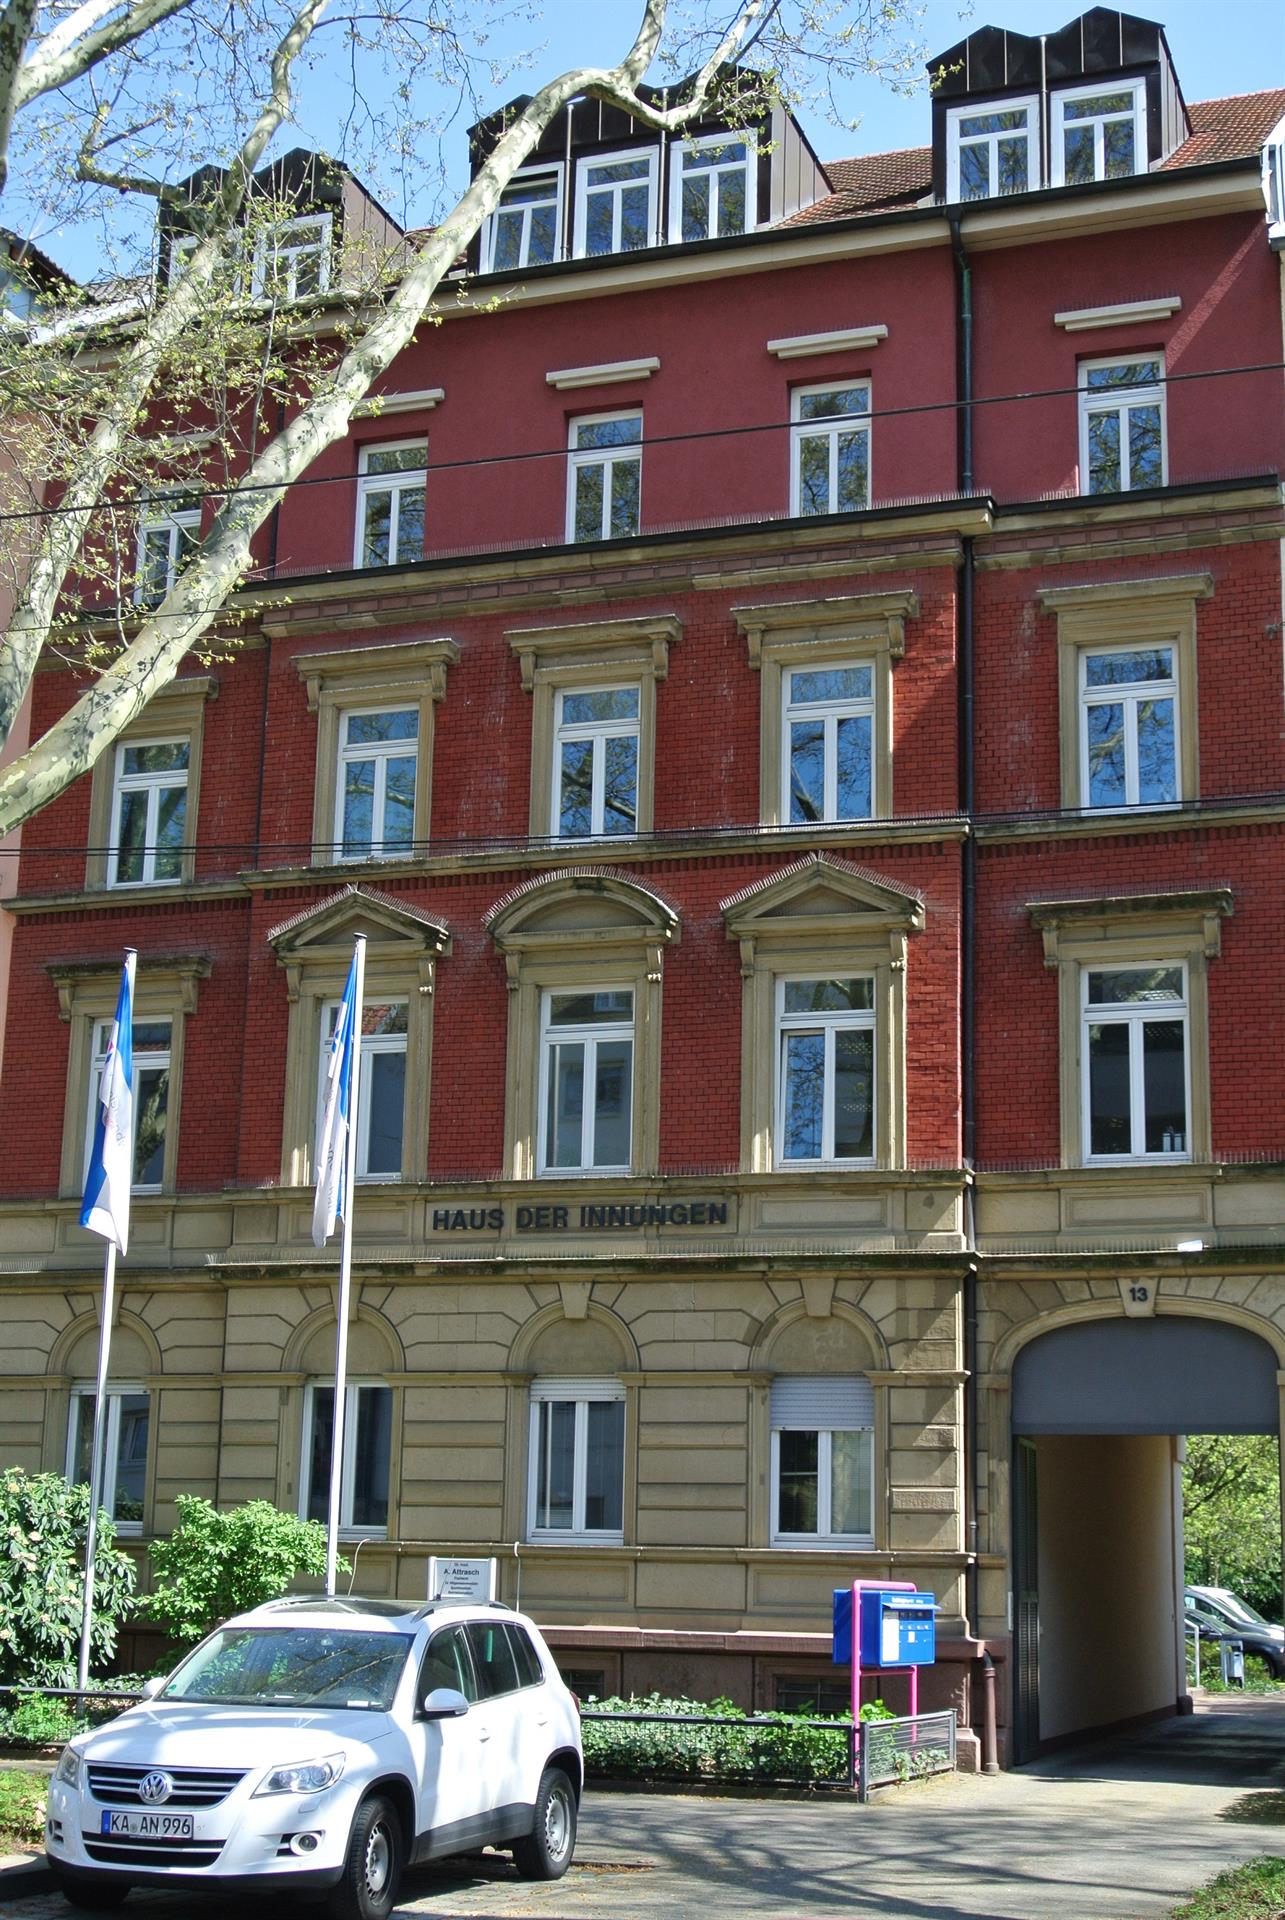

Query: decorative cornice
left=292, top=636, right=460, bottom=709
left=1037, top=571, right=1213, bottom=612
left=1053, top=295, right=1181, bottom=332
left=1027, top=886, right=1233, bottom=966
left=47, top=953, right=211, bottom=1019
left=766, top=325, right=887, bottom=359
left=352, top=387, right=445, bottom=416
left=545, top=357, right=659, bottom=390
left=733, top=589, right=918, bottom=667
left=506, top=613, right=681, bottom=691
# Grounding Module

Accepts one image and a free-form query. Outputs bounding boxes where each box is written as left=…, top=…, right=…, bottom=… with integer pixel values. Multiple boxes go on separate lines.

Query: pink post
left=849, top=1578, right=918, bottom=1781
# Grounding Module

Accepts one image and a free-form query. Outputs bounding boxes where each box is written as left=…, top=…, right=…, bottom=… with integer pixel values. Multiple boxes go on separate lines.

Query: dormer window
left=947, top=98, right=1038, bottom=201
left=1052, top=79, right=1146, bottom=186
left=253, top=212, right=332, bottom=300
left=574, top=150, right=658, bottom=256
left=670, top=133, right=753, bottom=240
left=486, top=165, right=563, bottom=271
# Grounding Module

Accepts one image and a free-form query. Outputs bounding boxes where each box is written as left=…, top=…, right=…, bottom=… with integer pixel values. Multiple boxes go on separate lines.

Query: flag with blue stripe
left=312, top=949, right=358, bottom=1248
left=80, top=954, right=136, bottom=1253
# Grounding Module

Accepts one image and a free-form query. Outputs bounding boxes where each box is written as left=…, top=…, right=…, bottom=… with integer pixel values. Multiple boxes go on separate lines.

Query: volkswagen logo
left=137, top=1772, right=172, bottom=1806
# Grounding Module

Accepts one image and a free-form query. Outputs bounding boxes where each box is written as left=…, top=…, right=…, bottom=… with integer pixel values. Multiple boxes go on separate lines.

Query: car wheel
left=326, top=1793, right=404, bottom=1920
left=57, top=1879, right=131, bottom=1910
left=511, top=1766, right=576, bottom=1881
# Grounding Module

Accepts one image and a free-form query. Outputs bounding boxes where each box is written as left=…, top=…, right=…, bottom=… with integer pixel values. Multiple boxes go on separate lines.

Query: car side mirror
left=421, top=1686, right=469, bottom=1720
left=139, top=1677, right=165, bottom=1701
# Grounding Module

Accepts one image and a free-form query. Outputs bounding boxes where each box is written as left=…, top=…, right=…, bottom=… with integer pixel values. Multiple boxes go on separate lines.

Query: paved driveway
left=5, top=1696, right=1285, bottom=1920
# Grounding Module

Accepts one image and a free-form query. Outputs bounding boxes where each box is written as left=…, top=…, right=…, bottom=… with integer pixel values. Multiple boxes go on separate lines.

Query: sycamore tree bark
left=0, top=0, right=919, bottom=839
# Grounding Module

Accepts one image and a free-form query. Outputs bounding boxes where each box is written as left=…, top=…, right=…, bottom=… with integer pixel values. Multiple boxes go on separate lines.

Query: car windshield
left=161, top=1628, right=413, bottom=1710
left=1212, top=1593, right=1272, bottom=1628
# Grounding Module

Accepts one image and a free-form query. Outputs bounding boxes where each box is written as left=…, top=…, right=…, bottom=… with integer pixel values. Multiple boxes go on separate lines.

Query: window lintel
left=506, top=614, right=681, bottom=693
left=488, top=868, right=680, bottom=956
left=1038, top=572, right=1212, bottom=616
left=49, top=953, right=211, bottom=1021
left=734, top=590, right=918, bottom=669
left=293, top=637, right=459, bottom=712
left=1028, top=888, right=1233, bottom=967
left=268, top=883, right=451, bottom=1001
left=723, top=854, right=924, bottom=961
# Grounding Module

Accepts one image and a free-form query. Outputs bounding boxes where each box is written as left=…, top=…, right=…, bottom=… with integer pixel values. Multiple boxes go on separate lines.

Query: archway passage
left=1010, top=1315, right=1280, bottom=1760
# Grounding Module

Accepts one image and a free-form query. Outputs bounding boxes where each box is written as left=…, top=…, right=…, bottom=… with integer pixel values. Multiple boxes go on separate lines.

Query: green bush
left=0, top=1469, right=136, bottom=1688
left=579, top=1693, right=854, bottom=1786
left=2, top=1691, right=78, bottom=1747
left=146, top=1497, right=340, bottom=1645
left=0, top=1770, right=48, bottom=1847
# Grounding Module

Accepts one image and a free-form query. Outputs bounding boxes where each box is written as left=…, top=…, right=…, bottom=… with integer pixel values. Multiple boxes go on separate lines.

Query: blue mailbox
left=860, top=1589, right=936, bottom=1667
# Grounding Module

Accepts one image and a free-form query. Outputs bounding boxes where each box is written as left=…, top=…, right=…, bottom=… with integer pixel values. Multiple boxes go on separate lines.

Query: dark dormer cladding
left=928, top=7, right=1192, bottom=204
left=157, top=147, right=405, bottom=293
left=465, top=67, right=832, bottom=273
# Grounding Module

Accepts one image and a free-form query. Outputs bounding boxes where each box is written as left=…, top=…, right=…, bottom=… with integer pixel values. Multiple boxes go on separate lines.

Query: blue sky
left=366, top=0, right=1284, bottom=169
left=17, top=0, right=1285, bottom=275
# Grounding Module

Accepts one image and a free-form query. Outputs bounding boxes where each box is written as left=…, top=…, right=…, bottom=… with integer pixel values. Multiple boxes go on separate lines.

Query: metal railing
left=856, top=1710, right=957, bottom=1802
left=578, top=1708, right=856, bottom=1788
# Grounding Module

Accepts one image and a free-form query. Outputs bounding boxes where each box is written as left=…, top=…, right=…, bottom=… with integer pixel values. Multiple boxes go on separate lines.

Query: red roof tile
left=779, top=88, right=1282, bottom=232
left=1162, top=89, right=1285, bottom=169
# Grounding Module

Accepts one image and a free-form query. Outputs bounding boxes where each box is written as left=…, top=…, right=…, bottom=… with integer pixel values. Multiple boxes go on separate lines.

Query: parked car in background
left=1184, top=1587, right=1285, bottom=1678
left=46, top=1595, right=583, bottom=1918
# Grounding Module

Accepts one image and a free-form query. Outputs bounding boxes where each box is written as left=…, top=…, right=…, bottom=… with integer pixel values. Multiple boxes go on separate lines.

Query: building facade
left=3, top=9, right=1285, bottom=1762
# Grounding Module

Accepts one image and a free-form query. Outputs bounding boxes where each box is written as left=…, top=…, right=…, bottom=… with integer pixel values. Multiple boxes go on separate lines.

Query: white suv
left=46, top=1595, right=583, bottom=1918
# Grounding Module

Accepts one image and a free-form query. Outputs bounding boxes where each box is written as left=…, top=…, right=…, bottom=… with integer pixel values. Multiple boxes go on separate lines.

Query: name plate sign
left=430, top=1196, right=731, bottom=1235
left=427, top=1556, right=498, bottom=1603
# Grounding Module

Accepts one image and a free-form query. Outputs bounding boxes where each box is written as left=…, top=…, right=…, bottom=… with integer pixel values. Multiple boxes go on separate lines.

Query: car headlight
left=253, top=1753, right=346, bottom=1797
left=55, top=1746, right=83, bottom=1789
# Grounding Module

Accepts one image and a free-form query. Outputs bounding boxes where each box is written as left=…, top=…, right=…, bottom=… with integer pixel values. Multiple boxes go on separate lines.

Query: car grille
left=84, top=1833, right=224, bottom=1869
left=86, top=1764, right=247, bottom=1808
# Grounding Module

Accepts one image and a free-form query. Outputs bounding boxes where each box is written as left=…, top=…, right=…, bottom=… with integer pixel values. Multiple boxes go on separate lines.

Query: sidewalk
left=2, top=1697, right=1284, bottom=1918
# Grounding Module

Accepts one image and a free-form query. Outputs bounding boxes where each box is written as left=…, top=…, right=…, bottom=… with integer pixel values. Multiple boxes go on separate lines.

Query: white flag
left=312, top=950, right=359, bottom=1248
left=80, top=953, right=136, bottom=1254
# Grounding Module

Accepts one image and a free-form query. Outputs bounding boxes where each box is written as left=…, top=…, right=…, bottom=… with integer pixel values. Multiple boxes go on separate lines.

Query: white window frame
left=667, top=129, right=756, bottom=242
left=527, top=1379, right=626, bottom=1544
left=317, top=996, right=409, bottom=1182
left=769, top=1378, right=874, bottom=1547
left=1264, top=114, right=1285, bottom=241
left=572, top=146, right=660, bottom=257
left=166, top=232, right=199, bottom=284
left=333, top=702, right=420, bottom=859
left=551, top=683, right=641, bottom=838
left=790, top=383, right=872, bottom=518
left=780, top=659, right=875, bottom=824
left=1051, top=77, right=1147, bottom=187
left=1078, top=641, right=1179, bottom=810
left=483, top=162, right=565, bottom=272
left=252, top=211, right=333, bottom=301
left=1077, top=354, right=1166, bottom=495
left=354, top=439, right=427, bottom=569
left=774, top=975, right=877, bottom=1168
left=67, top=1386, right=150, bottom=1537
left=566, top=411, right=643, bottom=543
left=945, top=95, right=1040, bottom=203
left=301, top=1379, right=392, bottom=1536
left=537, top=985, right=635, bottom=1176
left=85, top=1015, right=172, bottom=1195
left=135, top=495, right=200, bottom=606
left=106, top=734, right=190, bottom=888
left=1080, top=961, right=1191, bottom=1164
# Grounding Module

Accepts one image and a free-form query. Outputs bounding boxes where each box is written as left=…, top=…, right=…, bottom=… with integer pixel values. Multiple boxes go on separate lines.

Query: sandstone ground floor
left=3, top=1237, right=1283, bottom=1767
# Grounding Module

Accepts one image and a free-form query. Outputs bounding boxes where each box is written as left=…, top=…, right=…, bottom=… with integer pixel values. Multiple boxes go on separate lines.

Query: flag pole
left=326, top=933, right=366, bottom=1597
left=77, top=947, right=137, bottom=1693
left=76, top=1241, right=118, bottom=1693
